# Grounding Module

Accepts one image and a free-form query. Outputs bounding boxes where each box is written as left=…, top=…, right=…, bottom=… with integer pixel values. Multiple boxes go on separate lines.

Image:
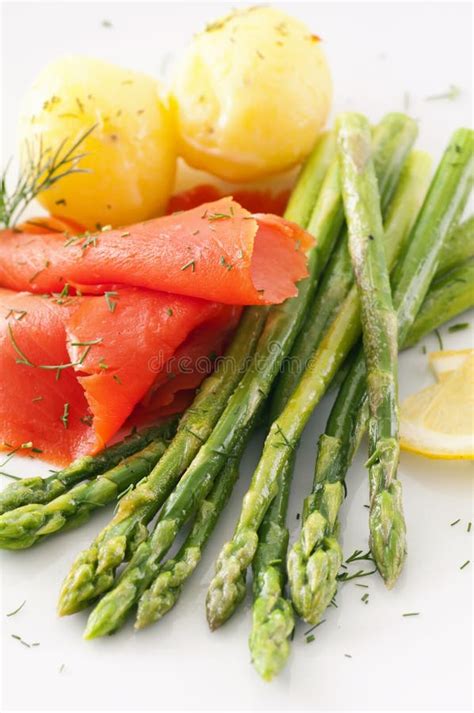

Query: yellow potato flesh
left=19, top=56, right=176, bottom=229
left=171, top=6, right=332, bottom=182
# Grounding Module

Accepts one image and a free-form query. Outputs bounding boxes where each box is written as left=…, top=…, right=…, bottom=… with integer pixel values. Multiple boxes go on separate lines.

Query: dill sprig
left=0, top=124, right=96, bottom=229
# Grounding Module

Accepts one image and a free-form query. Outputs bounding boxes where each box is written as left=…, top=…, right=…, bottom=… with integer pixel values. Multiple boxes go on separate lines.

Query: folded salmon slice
left=0, top=198, right=312, bottom=305
left=0, top=288, right=239, bottom=465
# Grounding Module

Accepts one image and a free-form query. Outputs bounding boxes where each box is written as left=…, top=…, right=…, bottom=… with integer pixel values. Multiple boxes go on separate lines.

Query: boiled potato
left=19, top=56, right=176, bottom=229
left=171, top=6, right=332, bottom=182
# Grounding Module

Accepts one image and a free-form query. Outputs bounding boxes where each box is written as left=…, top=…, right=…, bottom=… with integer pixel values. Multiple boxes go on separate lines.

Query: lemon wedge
left=428, top=348, right=474, bottom=381
left=400, top=354, right=474, bottom=459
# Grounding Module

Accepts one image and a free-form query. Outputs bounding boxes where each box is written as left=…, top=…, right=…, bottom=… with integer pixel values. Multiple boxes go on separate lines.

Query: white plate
left=0, top=2, right=472, bottom=711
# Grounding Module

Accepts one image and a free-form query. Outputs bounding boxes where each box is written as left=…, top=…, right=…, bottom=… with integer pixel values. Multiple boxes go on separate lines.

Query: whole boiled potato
left=19, top=56, right=176, bottom=229
left=171, top=6, right=332, bottom=182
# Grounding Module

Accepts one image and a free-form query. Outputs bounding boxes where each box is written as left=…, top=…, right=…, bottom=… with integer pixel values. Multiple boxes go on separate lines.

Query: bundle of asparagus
left=1, top=114, right=472, bottom=686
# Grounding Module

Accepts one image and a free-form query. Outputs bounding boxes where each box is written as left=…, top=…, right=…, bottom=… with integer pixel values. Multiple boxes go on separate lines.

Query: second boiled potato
left=171, top=6, right=332, bottom=182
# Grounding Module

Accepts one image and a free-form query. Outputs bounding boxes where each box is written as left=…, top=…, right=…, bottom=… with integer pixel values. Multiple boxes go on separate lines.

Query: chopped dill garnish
left=7, top=323, right=35, bottom=366
left=434, top=329, right=444, bottom=350
left=303, top=620, right=325, bottom=637
left=425, top=84, right=461, bottom=102
left=180, top=259, right=196, bottom=272
left=166, top=307, right=173, bottom=317
left=104, top=291, right=118, bottom=313
left=1, top=124, right=96, bottom=228
left=402, top=612, right=420, bottom=617
left=112, top=374, right=122, bottom=385
left=60, top=402, right=70, bottom=429
left=6, top=600, right=26, bottom=617
left=32, top=396, right=44, bottom=402
left=460, top=560, right=470, bottom=570
left=448, top=323, right=469, bottom=333
left=208, top=212, right=232, bottom=221
left=305, top=634, right=315, bottom=644
left=344, top=654, right=352, bottom=658
left=361, top=592, right=369, bottom=604
left=3, top=307, right=27, bottom=321
left=29, top=261, right=50, bottom=283
left=467, top=522, right=472, bottom=533
left=450, top=518, right=460, bottom=526
left=219, top=255, right=233, bottom=271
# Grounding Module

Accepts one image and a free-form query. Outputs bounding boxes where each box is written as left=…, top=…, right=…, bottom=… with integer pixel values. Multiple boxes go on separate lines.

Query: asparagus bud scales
left=249, top=455, right=295, bottom=681
left=337, top=112, right=403, bottom=588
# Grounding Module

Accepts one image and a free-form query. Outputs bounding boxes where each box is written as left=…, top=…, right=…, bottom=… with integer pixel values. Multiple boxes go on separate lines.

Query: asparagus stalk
left=0, top=422, right=176, bottom=515
left=205, top=134, right=429, bottom=630
left=0, top=439, right=172, bottom=550
left=249, top=454, right=295, bottom=682
left=81, top=136, right=347, bottom=637
left=428, top=215, right=473, bottom=278
left=284, top=131, right=336, bottom=225
left=405, top=258, right=474, bottom=347
left=288, top=129, right=473, bottom=622
left=57, top=306, right=268, bottom=616
left=337, top=112, right=403, bottom=588
left=135, top=433, right=249, bottom=629
left=271, top=114, right=418, bottom=418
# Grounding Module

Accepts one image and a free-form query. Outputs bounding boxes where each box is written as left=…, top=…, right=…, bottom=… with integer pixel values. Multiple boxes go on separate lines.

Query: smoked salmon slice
left=0, top=198, right=312, bottom=305
left=0, top=288, right=239, bottom=465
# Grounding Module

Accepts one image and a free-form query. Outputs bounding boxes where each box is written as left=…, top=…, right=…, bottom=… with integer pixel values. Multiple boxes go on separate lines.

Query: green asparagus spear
left=58, top=132, right=336, bottom=618
left=206, top=137, right=429, bottom=630
left=271, top=114, right=418, bottom=417
left=57, top=307, right=267, bottom=616
left=135, top=434, right=249, bottom=629
left=0, top=438, right=174, bottom=550
left=337, top=112, right=403, bottom=588
left=405, top=258, right=474, bottom=347
left=430, top=215, right=474, bottom=278
left=81, top=132, right=347, bottom=637
left=284, top=131, right=336, bottom=225
left=249, top=455, right=295, bottom=682
left=0, top=422, right=175, bottom=516
left=288, top=129, right=473, bottom=622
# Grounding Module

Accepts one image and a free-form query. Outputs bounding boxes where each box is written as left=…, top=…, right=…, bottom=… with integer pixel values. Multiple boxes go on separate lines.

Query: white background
left=0, top=2, right=473, bottom=711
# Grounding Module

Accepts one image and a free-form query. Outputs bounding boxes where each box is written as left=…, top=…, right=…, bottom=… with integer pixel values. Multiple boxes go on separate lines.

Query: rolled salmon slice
left=0, top=198, right=312, bottom=305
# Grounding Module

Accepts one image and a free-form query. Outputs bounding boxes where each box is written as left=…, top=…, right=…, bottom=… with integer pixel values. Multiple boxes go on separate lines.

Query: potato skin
left=171, top=6, right=332, bottom=182
left=19, top=56, right=176, bottom=229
